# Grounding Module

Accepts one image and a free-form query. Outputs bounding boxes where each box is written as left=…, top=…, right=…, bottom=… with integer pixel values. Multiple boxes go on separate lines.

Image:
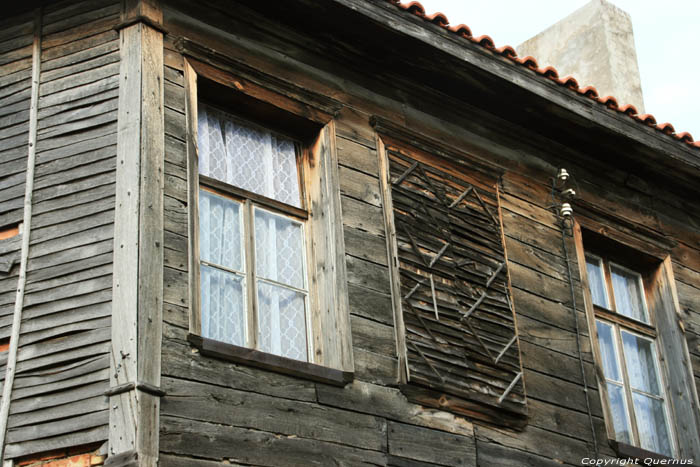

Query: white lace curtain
left=198, top=103, right=301, bottom=207
left=197, top=104, right=309, bottom=362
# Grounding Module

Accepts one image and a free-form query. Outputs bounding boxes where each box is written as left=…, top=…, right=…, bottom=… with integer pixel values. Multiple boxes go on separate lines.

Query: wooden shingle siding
left=2, top=0, right=119, bottom=460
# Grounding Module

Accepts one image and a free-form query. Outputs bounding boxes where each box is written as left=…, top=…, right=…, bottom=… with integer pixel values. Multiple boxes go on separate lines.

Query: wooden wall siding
left=385, top=149, right=526, bottom=426
left=0, top=10, right=35, bottom=396
left=2, top=0, right=120, bottom=460
left=0, top=12, right=34, bottom=233
left=154, top=2, right=700, bottom=466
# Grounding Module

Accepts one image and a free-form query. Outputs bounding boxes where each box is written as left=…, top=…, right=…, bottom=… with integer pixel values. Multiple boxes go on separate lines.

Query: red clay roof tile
left=637, top=114, right=657, bottom=125
left=399, top=1, right=426, bottom=15
left=448, top=24, right=472, bottom=38
left=517, top=55, right=539, bottom=70
left=425, top=11, right=449, bottom=26
left=474, top=35, right=495, bottom=49
left=579, top=86, right=599, bottom=98
left=495, top=45, right=517, bottom=58
left=619, top=104, right=638, bottom=116
left=386, top=0, right=697, bottom=151
left=539, top=66, right=559, bottom=79
left=675, top=131, right=694, bottom=143
left=557, top=75, right=579, bottom=89
left=599, top=95, right=619, bottom=109
left=657, top=122, right=675, bottom=135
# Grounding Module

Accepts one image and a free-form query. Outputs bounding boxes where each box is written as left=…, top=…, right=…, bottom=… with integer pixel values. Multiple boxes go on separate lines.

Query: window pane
left=254, top=209, right=306, bottom=290
left=632, top=392, right=673, bottom=457
left=198, top=103, right=301, bottom=207
left=586, top=256, right=609, bottom=308
left=201, top=264, right=246, bottom=346
left=199, top=190, right=243, bottom=271
left=610, top=265, right=648, bottom=322
left=596, top=321, right=621, bottom=382
left=621, top=331, right=661, bottom=395
left=257, top=281, right=307, bottom=361
left=607, top=383, right=633, bottom=445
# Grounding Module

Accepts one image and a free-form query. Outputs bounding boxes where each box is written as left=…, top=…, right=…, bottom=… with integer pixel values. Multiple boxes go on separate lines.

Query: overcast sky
left=419, top=0, right=700, bottom=137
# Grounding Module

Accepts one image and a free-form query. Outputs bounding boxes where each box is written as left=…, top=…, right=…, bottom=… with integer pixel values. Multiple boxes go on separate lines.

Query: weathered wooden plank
left=34, top=120, right=117, bottom=152
left=9, top=395, right=107, bottom=431
left=353, top=347, right=397, bottom=385
left=41, top=49, right=120, bottom=85
left=519, top=340, right=596, bottom=388
left=164, top=194, right=188, bottom=237
left=39, top=61, right=120, bottom=97
left=26, top=240, right=112, bottom=277
left=16, top=327, right=111, bottom=363
left=388, top=421, right=476, bottom=466
left=344, top=225, right=388, bottom=267
left=476, top=440, right=577, bottom=467
left=15, top=341, right=110, bottom=375
left=28, top=224, right=114, bottom=259
left=339, top=165, right=381, bottom=207
left=20, top=289, right=111, bottom=322
left=13, top=354, right=108, bottom=389
left=161, top=377, right=386, bottom=451
left=346, top=254, right=391, bottom=294
left=341, top=195, right=385, bottom=236
left=316, top=379, right=474, bottom=437
left=31, top=194, right=114, bottom=231
left=351, top=314, right=396, bottom=356
left=37, top=97, right=118, bottom=132
left=39, top=75, right=119, bottom=110
left=41, top=37, right=119, bottom=75
left=4, top=424, right=107, bottom=459
left=30, top=208, right=114, bottom=247
left=160, top=416, right=387, bottom=466
left=524, top=369, right=602, bottom=416
left=348, top=282, right=394, bottom=325
left=474, top=424, right=590, bottom=466
left=20, top=316, right=110, bottom=349
left=161, top=330, right=318, bottom=402
left=42, top=13, right=119, bottom=50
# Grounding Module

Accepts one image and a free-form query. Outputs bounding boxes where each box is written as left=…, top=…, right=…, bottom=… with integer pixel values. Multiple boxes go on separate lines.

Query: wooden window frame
left=182, top=56, right=353, bottom=382
left=573, top=220, right=699, bottom=459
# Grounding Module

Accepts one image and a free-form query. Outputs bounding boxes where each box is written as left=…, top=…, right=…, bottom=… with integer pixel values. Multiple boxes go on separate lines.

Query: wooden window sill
left=187, top=334, right=353, bottom=387
left=609, top=440, right=676, bottom=462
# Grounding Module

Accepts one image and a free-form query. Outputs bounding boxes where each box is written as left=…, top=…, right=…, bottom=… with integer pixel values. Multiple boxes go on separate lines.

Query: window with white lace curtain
left=197, top=102, right=311, bottom=362
left=585, top=253, right=676, bottom=457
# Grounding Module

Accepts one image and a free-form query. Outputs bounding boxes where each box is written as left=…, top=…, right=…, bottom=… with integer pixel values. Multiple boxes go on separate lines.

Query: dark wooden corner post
left=108, top=1, right=164, bottom=466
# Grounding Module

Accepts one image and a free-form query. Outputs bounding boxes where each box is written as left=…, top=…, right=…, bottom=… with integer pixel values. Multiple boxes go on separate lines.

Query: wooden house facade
left=0, top=0, right=699, bottom=465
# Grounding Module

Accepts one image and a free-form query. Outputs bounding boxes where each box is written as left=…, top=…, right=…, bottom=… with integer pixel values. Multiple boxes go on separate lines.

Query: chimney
left=516, top=0, right=645, bottom=113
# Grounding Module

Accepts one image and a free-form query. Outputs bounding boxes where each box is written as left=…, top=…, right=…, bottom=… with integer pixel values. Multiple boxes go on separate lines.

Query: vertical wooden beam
left=377, top=138, right=409, bottom=383
left=109, top=0, right=164, bottom=465
left=184, top=60, right=201, bottom=336
left=305, top=122, right=353, bottom=371
left=0, top=8, right=41, bottom=462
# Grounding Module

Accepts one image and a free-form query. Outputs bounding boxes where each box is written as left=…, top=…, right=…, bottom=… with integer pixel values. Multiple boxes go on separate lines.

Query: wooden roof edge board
left=332, top=0, right=700, bottom=170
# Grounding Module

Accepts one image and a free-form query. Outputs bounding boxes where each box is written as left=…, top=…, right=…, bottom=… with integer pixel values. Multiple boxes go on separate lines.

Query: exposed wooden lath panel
left=387, top=148, right=527, bottom=427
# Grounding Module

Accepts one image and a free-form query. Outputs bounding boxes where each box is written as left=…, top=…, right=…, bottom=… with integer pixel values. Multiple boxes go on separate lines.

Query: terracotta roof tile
left=598, top=95, right=619, bottom=109
left=517, top=55, right=539, bottom=70
left=656, top=122, right=675, bottom=135
left=495, top=45, right=517, bottom=58
left=425, top=11, right=449, bottom=26
left=448, top=24, right=472, bottom=38
left=675, top=131, right=694, bottom=143
left=538, top=66, right=559, bottom=80
left=637, top=113, right=657, bottom=125
left=385, top=1, right=698, bottom=151
left=619, top=104, right=639, bottom=116
left=474, top=35, right=496, bottom=49
left=579, top=86, right=599, bottom=99
left=557, top=75, right=579, bottom=90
